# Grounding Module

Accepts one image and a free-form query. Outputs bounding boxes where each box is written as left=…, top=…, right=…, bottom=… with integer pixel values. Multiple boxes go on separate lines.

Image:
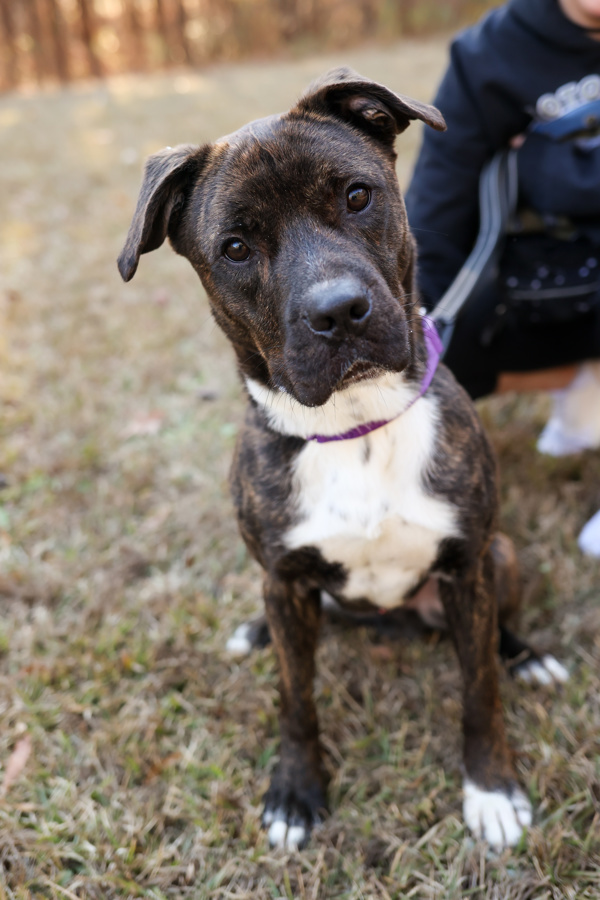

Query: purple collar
left=306, top=316, right=443, bottom=444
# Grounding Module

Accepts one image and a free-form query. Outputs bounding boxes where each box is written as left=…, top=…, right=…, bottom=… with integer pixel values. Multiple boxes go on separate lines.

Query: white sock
left=578, top=509, right=600, bottom=558
left=537, top=362, right=600, bottom=457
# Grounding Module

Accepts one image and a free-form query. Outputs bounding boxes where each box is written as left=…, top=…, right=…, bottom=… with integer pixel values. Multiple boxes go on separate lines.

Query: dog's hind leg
left=403, top=533, right=519, bottom=632
left=490, top=533, right=520, bottom=624
left=492, top=533, right=569, bottom=685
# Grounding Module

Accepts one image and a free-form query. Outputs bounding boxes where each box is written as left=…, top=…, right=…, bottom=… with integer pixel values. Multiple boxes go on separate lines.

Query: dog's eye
left=224, top=239, right=251, bottom=262
left=346, top=185, right=371, bottom=212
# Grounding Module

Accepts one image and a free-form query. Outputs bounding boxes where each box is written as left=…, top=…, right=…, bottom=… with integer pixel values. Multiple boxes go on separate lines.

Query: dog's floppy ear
left=117, top=143, right=209, bottom=282
left=295, top=67, right=445, bottom=146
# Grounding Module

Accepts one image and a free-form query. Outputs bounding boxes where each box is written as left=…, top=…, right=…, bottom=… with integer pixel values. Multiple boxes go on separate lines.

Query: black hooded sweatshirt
left=405, top=0, right=600, bottom=311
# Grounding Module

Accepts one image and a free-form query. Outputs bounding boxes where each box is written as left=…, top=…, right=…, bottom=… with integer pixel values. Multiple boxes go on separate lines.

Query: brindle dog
left=118, top=69, right=567, bottom=851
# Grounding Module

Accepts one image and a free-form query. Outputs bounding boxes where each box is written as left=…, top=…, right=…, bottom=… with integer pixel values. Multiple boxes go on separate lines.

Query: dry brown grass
left=1, top=39, right=599, bottom=899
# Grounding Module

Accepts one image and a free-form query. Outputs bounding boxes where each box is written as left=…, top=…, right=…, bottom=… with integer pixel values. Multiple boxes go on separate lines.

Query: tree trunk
left=77, top=0, right=102, bottom=78
left=155, top=0, right=170, bottom=64
left=0, top=0, right=17, bottom=88
left=174, top=0, right=192, bottom=65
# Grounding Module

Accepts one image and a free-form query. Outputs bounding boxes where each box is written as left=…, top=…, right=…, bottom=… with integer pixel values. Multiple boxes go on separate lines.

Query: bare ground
left=0, top=39, right=599, bottom=899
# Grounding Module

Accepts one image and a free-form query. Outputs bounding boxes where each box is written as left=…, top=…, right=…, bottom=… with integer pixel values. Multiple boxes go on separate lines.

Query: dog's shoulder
left=427, top=363, right=498, bottom=534
left=229, top=400, right=304, bottom=566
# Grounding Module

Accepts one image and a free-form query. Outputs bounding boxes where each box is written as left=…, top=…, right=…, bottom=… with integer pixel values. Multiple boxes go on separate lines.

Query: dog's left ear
left=295, top=67, right=445, bottom=146
left=118, top=143, right=209, bottom=282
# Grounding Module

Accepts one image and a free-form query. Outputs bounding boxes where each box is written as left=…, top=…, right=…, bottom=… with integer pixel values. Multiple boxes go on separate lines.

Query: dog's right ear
left=117, top=143, right=209, bottom=282
left=294, top=67, right=445, bottom=148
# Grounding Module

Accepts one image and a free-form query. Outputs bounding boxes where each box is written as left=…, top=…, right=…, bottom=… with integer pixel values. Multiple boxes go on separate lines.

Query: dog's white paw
left=226, top=616, right=271, bottom=657
left=263, top=808, right=308, bottom=851
left=578, top=509, right=600, bottom=558
left=463, top=779, right=532, bottom=849
left=515, top=654, right=569, bottom=686
left=225, top=623, right=253, bottom=657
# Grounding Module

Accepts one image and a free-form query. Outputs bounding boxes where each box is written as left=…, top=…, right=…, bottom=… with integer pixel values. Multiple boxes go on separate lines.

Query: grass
left=1, top=38, right=599, bottom=899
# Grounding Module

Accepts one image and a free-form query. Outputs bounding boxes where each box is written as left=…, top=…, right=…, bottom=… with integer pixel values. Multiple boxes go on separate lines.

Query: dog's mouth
left=335, top=358, right=387, bottom=391
left=273, top=358, right=388, bottom=406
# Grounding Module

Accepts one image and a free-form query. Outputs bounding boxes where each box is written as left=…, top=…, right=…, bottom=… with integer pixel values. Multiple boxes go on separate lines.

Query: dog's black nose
left=305, top=279, right=372, bottom=339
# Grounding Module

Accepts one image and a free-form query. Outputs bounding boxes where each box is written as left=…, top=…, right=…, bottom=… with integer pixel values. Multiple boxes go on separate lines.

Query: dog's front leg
left=439, top=549, right=532, bottom=849
left=261, top=573, right=327, bottom=850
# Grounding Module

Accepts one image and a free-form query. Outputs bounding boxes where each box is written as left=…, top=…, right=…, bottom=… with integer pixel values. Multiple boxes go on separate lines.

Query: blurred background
left=0, top=0, right=498, bottom=91
left=2, top=2, right=600, bottom=898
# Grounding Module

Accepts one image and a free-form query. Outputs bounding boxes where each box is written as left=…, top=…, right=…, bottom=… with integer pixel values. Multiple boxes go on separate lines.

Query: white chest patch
left=280, top=388, right=459, bottom=609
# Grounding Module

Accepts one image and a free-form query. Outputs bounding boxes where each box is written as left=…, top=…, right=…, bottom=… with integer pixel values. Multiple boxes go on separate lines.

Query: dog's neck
left=246, top=370, right=418, bottom=440
left=246, top=316, right=442, bottom=442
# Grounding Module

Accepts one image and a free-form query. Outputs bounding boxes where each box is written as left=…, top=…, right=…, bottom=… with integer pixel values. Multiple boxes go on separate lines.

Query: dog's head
left=118, top=69, right=445, bottom=407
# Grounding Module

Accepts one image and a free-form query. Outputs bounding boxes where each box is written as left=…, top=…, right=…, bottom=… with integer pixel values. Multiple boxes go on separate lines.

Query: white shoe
left=535, top=362, right=600, bottom=558
left=537, top=362, right=600, bottom=457
left=578, top=509, right=600, bottom=558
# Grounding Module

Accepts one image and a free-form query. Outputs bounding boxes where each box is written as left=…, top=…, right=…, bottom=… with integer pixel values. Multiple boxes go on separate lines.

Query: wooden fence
left=0, top=0, right=497, bottom=92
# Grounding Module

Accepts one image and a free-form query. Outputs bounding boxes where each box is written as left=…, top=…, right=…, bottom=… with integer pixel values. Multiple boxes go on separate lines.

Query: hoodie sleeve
left=405, top=19, right=529, bottom=310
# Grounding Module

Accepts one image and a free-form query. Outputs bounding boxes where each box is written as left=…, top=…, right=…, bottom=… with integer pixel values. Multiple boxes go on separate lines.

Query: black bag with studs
left=499, top=225, right=600, bottom=327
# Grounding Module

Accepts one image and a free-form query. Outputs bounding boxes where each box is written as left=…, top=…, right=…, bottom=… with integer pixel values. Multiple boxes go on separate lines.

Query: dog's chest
left=283, top=396, right=458, bottom=608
